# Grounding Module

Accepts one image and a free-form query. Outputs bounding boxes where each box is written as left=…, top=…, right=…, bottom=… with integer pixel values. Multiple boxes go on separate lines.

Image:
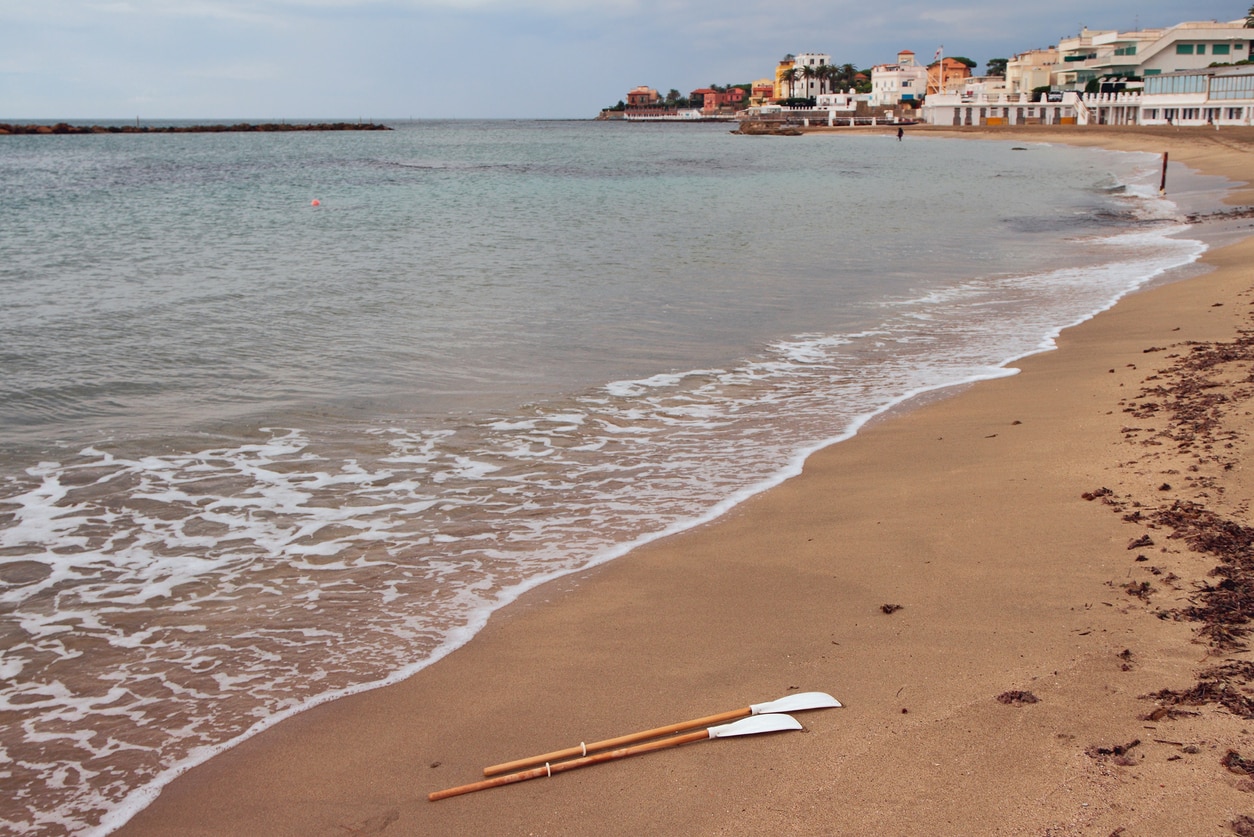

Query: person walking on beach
left=897, top=127, right=903, bottom=141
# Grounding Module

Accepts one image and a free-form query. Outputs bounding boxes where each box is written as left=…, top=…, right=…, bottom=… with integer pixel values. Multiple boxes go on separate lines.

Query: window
left=1213, top=44, right=1231, bottom=56
left=1145, top=73, right=1206, bottom=94
left=1211, top=74, right=1254, bottom=100
left=1144, top=68, right=1161, bottom=75
left=1176, top=44, right=1194, bottom=55
left=1198, top=44, right=1206, bottom=55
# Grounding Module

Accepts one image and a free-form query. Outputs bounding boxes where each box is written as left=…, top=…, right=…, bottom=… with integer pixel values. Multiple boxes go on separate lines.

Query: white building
left=920, top=90, right=1080, bottom=126
left=791, top=52, right=832, bottom=98
left=1135, top=65, right=1254, bottom=126
left=919, top=65, right=1254, bottom=128
left=815, top=92, right=859, bottom=112
left=869, top=50, right=929, bottom=107
left=1053, top=20, right=1252, bottom=91
left=953, top=76, right=1009, bottom=98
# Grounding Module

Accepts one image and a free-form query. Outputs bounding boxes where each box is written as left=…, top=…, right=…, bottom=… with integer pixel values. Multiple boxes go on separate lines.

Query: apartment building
left=1053, top=20, right=1252, bottom=90
left=869, top=50, right=929, bottom=107
left=1005, top=47, right=1059, bottom=95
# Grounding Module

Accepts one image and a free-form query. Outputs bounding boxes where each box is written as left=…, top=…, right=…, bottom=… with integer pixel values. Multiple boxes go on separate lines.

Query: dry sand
left=117, top=127, right=1254, bottom=836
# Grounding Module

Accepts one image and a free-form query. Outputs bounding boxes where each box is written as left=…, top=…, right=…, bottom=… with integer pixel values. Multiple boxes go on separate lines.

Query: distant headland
left=0, top=122, right=392, bottom=135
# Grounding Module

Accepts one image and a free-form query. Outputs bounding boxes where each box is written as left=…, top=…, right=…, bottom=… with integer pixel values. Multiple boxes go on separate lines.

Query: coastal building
left=1134, top=65, right=1254, bottom=126
left=750, top=78, right=776, bottom=106
left=625, top=86, right=660, bottom=107
left=618, top=85, right=682, bottom=119
left=618, top=109, right=704, bottom=121
left=815, top=92, right=860, bottom=114
left=927, top=58, right=972, bottom=95
left=869, top=50, right=929, bottom=107
left=775, top=57, right=796, bottom=99
left=1052, top=20, right=1252, bottom=91
left=612, top=85, right=706, bottom=120
left=792, top=52, right=833, bottom=98
left=689, top=87, right=747, bottom=115
left=815, top=92, right=860, bottom=107
left=1005, top=47, right=1059, bottom=96
left=775, top=53, right=836, bottom=99
left=952, top=75, right=1009, bottom=99
left=919, top=89, right=1079, bottom=126
left=919, top=63, right=1254, bottom=128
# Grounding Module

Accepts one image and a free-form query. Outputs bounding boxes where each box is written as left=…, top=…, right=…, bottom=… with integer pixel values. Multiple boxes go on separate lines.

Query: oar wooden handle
left=482, top=706, right=751, bottom=776
left=431, top=728, right=712, bottom=801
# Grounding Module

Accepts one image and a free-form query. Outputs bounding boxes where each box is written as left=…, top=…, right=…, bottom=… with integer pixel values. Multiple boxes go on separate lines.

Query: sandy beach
left=115, top=126, right=1254, bottom=836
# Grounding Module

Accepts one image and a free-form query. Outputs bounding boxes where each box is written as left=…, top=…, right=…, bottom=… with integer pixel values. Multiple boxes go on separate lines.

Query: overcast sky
left=1, top=1, right=1247, bottom=120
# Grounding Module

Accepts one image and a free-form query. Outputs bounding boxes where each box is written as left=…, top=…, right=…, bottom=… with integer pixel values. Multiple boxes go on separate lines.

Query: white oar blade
left=708, top=713, right=802, bottom=738
left=750, top=691, right=841, bottom=715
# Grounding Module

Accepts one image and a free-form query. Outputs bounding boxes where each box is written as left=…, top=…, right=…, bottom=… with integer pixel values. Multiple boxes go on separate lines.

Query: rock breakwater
left=0, top=122, right=391, bottom=135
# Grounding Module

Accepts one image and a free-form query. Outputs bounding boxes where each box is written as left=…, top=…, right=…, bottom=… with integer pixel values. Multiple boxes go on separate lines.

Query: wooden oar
left=482, top=690, right=840, bottom=776
left=429, top=714, right=803, bottom=801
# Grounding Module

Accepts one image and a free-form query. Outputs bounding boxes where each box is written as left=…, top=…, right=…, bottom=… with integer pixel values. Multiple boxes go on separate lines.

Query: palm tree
left=801, top=64, right=819, bottom=98
left=819, top=64, right=837, bottom=95
left=781, top=66, right=800, bottom=99
left=824, top=64, right=842, bottom=93
left=1246, top=3, right=1254, bottom=27
left=825, top=64, right=844, bottom=93
left=841, top=63, right=858, bottom=91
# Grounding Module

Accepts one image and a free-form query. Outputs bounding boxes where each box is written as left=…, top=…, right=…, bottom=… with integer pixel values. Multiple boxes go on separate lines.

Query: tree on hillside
left=986, top=57, right=1008, bottom=77
left=665, top=89, right=693, bottom=108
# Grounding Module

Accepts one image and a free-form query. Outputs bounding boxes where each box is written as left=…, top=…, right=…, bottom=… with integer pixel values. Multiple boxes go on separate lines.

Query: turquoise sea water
left=0, top=120, right=1206, bottom=833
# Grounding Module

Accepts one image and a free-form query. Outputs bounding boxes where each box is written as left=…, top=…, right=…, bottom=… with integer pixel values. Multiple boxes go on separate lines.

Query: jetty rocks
left=0, top=122, right=392, bottom=135
left=732, top=120, right=802, bottom=136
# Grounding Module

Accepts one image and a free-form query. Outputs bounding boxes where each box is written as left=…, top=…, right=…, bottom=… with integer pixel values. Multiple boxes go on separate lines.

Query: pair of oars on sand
left=429, top=690, right=842, bottom=801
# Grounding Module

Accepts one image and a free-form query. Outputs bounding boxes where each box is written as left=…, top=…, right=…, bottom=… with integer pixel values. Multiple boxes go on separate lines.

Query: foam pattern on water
left=0, top=220, right=1202, bottom=834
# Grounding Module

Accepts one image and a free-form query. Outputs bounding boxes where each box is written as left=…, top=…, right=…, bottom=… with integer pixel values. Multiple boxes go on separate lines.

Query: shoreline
left=834, top=124, right=1254, bottom=205
left=114, top=127, right=1254, bottom=836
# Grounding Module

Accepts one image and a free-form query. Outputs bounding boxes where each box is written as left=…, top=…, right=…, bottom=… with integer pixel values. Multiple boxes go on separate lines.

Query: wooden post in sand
left=1159, top=151, right=1168, bottom=195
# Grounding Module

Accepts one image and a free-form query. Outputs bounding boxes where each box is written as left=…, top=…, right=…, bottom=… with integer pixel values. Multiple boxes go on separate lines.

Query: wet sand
left=116, top=127, right=1254, bottom=836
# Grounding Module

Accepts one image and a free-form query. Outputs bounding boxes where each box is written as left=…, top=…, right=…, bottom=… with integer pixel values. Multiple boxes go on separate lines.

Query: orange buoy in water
left=310, top=199, right=321, bottom=207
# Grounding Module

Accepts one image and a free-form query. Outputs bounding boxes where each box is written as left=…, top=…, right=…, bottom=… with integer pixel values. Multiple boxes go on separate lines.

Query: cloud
left=0, top=0, right=1247, bottom=119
